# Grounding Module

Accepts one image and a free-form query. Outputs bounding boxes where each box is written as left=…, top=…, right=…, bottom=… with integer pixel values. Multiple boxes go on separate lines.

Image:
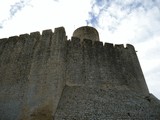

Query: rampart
left=66, top=37, right=149, bottom=95
left=0, top=26, right=154, bottom=120
left=0, top=27, right=67, bottom=120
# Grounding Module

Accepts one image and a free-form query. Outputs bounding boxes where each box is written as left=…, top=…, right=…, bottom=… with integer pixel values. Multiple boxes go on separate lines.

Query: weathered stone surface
left=54, top=86, right=160, bottom=120
left=0, top=27, right=67, bottom=120
left=0, top=26, right=159, bottom=120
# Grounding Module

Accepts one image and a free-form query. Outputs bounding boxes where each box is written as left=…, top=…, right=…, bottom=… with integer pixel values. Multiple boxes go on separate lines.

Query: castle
left=0, top=26, right=160, bottom=120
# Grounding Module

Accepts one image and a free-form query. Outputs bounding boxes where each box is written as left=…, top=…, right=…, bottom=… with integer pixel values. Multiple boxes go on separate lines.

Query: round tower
left=73, top=26, right=100, bottom=42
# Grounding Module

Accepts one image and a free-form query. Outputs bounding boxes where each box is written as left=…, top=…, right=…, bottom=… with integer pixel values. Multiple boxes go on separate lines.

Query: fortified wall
left=0, top=26, right=159, bottom=120
left=68, top=26, right=148, bottom=95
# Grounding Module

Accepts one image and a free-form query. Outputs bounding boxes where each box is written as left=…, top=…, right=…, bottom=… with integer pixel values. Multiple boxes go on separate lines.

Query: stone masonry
left=0, top=26, right=160, bottom=120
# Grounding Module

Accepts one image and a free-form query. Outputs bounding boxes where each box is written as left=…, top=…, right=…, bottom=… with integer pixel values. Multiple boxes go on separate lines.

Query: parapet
left=73, top=26, right=99, bottom=42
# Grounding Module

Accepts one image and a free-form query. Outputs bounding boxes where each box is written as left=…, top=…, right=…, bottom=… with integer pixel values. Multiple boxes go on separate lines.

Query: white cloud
left=0, top=0, right=31, bottom=29
left=0, top=0, right=92, bottom=38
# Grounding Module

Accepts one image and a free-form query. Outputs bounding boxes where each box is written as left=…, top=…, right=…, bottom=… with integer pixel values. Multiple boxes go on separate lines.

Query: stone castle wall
left=0, top=27, right=66, bottom=120
left=0, top=27, right=152, bottom=119
left=66, top=37, right=149, bottom=95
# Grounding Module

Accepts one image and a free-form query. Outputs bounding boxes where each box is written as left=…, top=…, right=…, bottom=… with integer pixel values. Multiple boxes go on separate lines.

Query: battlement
left=0, top=27, right=148, bottom=95
left=0, top=27, right=66, bottom=41
left=69, top=36, right=135, bottom=51
left=0, top=26, right=152, bottom=120
left=65, top=36, right=149, bottom=95
left=0, top=27, right=135, bottom=54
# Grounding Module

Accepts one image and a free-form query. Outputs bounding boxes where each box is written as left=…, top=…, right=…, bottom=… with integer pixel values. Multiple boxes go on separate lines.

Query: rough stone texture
left=54, top=86, right=160, bottom=120
left=0, top=26, right=160, bottom=120
left=0, top=27, right=66, bottom=120
left=66, top=38, right=149, bottom=96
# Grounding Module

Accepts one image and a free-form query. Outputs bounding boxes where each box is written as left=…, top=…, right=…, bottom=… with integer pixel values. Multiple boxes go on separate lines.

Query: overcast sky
left=0, top=0, right=160, bottom=99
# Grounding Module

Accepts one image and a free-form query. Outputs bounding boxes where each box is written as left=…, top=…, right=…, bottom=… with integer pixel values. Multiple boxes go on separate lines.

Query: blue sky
left=0, top=0, right=160, bottom=99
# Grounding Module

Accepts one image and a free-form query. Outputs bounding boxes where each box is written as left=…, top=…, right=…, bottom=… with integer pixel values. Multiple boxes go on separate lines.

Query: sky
left=0, top=0, right=159, bottom=99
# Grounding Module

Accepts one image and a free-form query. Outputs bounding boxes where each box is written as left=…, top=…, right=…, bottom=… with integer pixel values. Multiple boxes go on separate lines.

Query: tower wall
left=72, top=26, right=100, bottom=42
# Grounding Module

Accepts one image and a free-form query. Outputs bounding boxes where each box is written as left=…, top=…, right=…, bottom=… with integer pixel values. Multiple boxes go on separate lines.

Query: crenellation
left=93, top=41, right=104, bottom=59
left=115, top=44, right=124, bottom=49
left=6, top=36, right=19, bottom=48
left=18, top=34, right=30, bottom=47
left=71, top=36, right=80, bottom=42
left=30, top=31, right=41, bottom=40
left=0, top=26, right=159, bottom=120
left=104, top=42, right=114, bottom=48
left=93, top=41, right=103, bottom=47
left=126, top=44, right=135, bottom=50
left=19, top=33, right=37, bottom=59
left=66, top=40, right=71, bottom=49
left=42, top=29, right=53, bottom=38
left=65, top=34, right=149, bottom=94
left=51, top=27, right=66, bottom=51
left=54, top=27, right=66, bottom=39
left=19, top=33, right=30, bottom=38
left=8, top=35, right=19, bottom=39
left=71, top=37, right=81, bottom=47
left=83, top=39, right=92, bottom=47
left=31, top=29, right=53, bottom=62
left=8, top=36, right=19, bottom=44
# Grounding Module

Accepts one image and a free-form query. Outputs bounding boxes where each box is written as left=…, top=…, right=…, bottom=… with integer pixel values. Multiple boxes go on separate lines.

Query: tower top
left=72, top=26, right=100, bottom=42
